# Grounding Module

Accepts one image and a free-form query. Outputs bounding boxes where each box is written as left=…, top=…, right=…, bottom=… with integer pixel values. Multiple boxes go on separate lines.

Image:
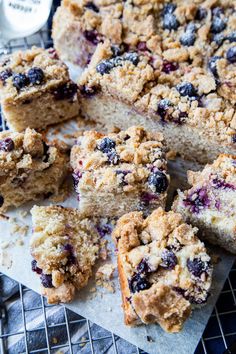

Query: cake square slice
left=70, top=126, right=169, bottom=217
left=173, top=154, right=236, bottom=254
left=30, top=205, right=100, bottom=304
left=0, top=128, right=68, bottom=211
left=0, top=46, right=79, bottom=131
left=78, top=36, right=236, bottom=164
left=112, top=208, right=212, bottom=332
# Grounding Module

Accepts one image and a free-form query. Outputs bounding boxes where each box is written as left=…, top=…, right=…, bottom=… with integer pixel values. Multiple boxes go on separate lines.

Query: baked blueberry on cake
left=30, top=205, right=100, bottom=304
left=112, top=208, right=212, bottom=332
left=0, top=128, right=68, bottom=211
left=70, top=126, right=169, bottom=217
left=173, top=154, right=236, bottom=254
left=0, top=47, right=79, bottom=131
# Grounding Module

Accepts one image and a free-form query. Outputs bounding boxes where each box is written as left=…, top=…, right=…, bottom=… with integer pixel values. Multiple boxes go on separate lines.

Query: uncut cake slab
left=0, top=132, right=234, bottom=354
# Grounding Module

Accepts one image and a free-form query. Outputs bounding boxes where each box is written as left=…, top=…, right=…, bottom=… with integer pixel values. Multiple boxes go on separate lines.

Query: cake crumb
left=96, top=263, right=116, bottom=293
left=0, top=251, right=12, bottom=269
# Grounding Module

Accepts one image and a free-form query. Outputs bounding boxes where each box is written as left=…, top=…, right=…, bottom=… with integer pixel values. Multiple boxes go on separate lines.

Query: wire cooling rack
left=0, top=1, right=236, bottom=353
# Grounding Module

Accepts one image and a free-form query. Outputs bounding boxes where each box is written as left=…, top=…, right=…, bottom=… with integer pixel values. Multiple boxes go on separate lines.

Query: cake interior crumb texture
left=70, top=126, right=169, bottom=217
left=30, top=205, right=101, bottom=304
left=0, top=46, right=79, bottom=131
left=0, top=128, right=68, bottom=212
left=173, top=154, right=236, bottom=254
left=112, top=208, right=213, bottom=332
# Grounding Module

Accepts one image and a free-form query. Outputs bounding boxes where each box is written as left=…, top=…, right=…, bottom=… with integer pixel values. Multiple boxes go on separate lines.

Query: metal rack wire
left=0, top=2, right=236, bottom=353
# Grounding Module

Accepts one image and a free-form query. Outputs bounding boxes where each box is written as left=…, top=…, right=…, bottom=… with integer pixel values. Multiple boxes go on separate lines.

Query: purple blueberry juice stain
left=137, top=41, right=148, bottom=51
left=183, top=187, right=210, bottom=213
left=215, top=199, right=221, bottom=210
left=212, top=177, right=235, bottom=190
left=140, top=192, right=159, bottom=206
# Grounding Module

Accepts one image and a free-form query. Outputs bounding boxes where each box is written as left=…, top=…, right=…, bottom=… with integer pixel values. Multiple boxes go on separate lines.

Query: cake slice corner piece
left=173, top=153, right=236, bottom=254
left=113, top=208, right=212, bottom=332
left=30, top=205, right=100, bottom=304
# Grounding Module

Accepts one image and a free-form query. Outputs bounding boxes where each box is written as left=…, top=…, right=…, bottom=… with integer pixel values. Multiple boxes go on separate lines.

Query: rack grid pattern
left=0, top=3, right=236, bottom=354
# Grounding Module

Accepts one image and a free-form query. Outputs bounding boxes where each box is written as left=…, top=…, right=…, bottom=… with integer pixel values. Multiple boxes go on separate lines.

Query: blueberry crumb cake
left=112, top=208, right=212, bottom=332
left=173, top=154, right=236, bottom=254
left=0, top=46, right=79, bottom=131
left=0, top=128, right=68, bottom=212
left=30, top=205, right=100, bottom=304
left=70, top=126, right=169, bottom=217
left=65, top=0, right=236, bottom=163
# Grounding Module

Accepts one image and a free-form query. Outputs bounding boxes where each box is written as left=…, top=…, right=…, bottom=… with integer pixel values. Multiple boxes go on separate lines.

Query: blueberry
left=0, top=68, right=12, bottom=83
left=211, top=15, right=226, bottom=34
left=226, top=46, right=236, bottom=63
left=0, top=138, right=14, bottom=152
left=12, top=73, right=29, bottom=90
left=187, top=257, right=209, bottom=278
left=157, top=98, right=173, bottom=121
left=176, top=82, right=198, bottom=98
left=212, top=33, right=224, bottom=45
left=212, top=7, right=223, bottom=17
left=232, top=134, right=236, bottom=143
left=84, top=30, right=99, bottom=45
left=208, top=56, right=222, bottom=76
left=137, top=259, right=151, bottom=274
left=111, top=45, right=123, bottom=57
left=85, top=1, right=99, bottom=12
left=98, top=137, right=116, bottom=153
left=96, top=223, right=112, bottom=237
left=163, top=3, right=176, bottom=15
left=40, top=274, right=53, bottom=288
left=53, top=83, right=78, bottom=100
left=107, top=151, right=120, bottom=165
left=161, top=249, right=177, bottom=269
left=195, top=7, right=207, bottom=21
left=28, top=67, right=44, bottom=85
left=123, top=52, right=139, bottom=65
left=96, top=60, right=114, bottom=75
left=227, top=31, right=236, bottom=43
left=180, top=31, right=196, bottom=46
left=163, top=13, right=180, bottom=30
left=0, top=195, right=4, bottom=207
left=162, top=60, right=179, bottom=73
left=148, top=170, right=168, bottom=193
left=31, top=260, right=42, bottom=274
left=116, top=170, right=130, bottom=186
left=137, top=41, right=148, bottom=51
left=129, top=273, right=151, bottom=293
